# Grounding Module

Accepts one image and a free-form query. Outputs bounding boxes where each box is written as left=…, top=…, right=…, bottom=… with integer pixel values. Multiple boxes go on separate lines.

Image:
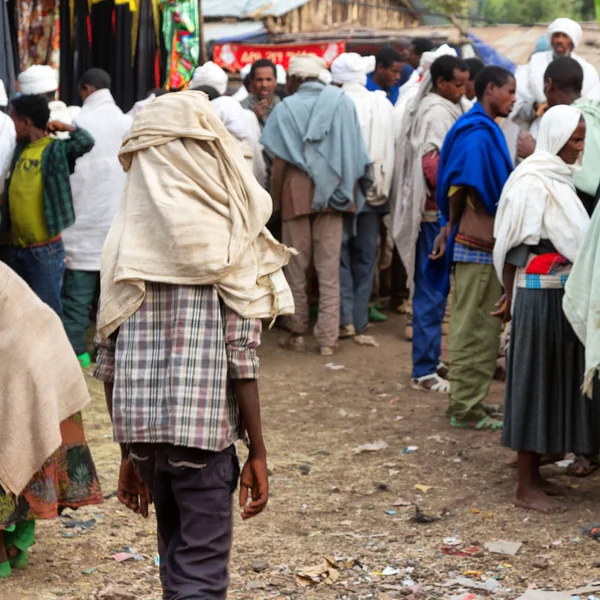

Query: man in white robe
left=190, top=62, right=266, bottom=186
left=514, top=18, right=600, bottom=125
left=61, top=69, right=133, bottom=367
left=331, top=53, right=395, bottom=346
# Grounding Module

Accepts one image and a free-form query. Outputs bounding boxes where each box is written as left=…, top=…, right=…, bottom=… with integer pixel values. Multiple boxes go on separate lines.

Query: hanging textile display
left=16, top=0, right=59, bottom=71
left=58, top=0, right=73, bottom=102
left=161, top=0, right=199, bottom=90
left=134, top=0, right=163, bottom=100
left=1, top=0, right=17, bottom=97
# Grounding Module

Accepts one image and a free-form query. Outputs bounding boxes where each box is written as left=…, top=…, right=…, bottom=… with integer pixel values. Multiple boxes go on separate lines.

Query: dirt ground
left=3, top=312, right=600, bottom=600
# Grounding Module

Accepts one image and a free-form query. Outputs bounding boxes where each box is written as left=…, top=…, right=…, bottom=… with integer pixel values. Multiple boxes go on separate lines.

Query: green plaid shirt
left=2, top=128, right=95, bottom=239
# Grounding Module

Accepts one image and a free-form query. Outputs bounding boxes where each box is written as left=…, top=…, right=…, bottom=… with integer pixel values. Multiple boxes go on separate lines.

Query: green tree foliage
left=423, top=0, right=596, bottom=22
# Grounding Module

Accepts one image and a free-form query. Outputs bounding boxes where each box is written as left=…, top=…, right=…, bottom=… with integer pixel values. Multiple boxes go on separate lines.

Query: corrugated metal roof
left=202, top=0, right=310, bottom=18
left=204, top=20, right=266, bottom=42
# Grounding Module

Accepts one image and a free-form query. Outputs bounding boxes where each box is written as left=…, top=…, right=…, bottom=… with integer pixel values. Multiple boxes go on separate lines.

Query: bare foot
left=514, top=485, right=564, bottom=513
left=534, top=476, right=568, bottom=497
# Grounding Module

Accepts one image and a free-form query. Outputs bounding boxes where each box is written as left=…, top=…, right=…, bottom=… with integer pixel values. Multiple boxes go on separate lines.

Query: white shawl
left=493, top=105, right=589, bottom=283
left=342, top=82, right=395, bottom=206
left=391, top=78, right=463, bottom=290
left=97, top=91, right=295, bottom=339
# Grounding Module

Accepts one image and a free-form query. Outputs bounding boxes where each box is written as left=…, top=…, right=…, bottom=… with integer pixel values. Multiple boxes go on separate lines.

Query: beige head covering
left=190, top=61, right=228, bottom=95
left=288, top=55, right=326, bottom=79
left=18, top=65, right=58, bottom=95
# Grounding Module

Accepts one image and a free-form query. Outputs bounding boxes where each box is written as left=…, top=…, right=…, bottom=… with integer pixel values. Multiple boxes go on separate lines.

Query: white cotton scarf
left=493, top=105, right=589, bottom=284
left=391, top=73, right=463, bottom=291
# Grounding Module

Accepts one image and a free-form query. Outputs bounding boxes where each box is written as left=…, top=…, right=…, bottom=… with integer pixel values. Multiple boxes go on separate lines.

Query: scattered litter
left=295, top=557, right=340, bottom=587
left=414, top=484, right=433, bottom=493
left=393, top=498, right=411, bottom=507
left=555, top=458, right=575, bottom=468
left=443, top=537, right=462, bottom=546
left=298, top=392, right=308, bottom=397
left=112, top=553, right=135, bottom=563
left=82, top=567, right=99, bottom=575
left=324, top=362, right=345, bottom=371
left=353, top=440, right=388, bottom=454
left=412, top=505, right=439, bottom=523
left=381, top=566, right=401, bottom=576
left=463, top=570, right=482, bottom=577
left=394, top=415, right=405, bottom=421
left=484, top=539, right=522, bottom=556
left=388, top=397, right=401, bottom=404
left=441, top=545, right=481, bottom=557
left=582, top=524, right=600, bottom=541
left=443, top=577, right=501, bottom=593
left=385, top=510, right=397, bottom=516
left=154, top=556, right=160, bottom=567
left=515, top=582, right=600, bottom=599
left=470, top=508, right=493, bottom=519
left=403, top=446, right=419, bottom=454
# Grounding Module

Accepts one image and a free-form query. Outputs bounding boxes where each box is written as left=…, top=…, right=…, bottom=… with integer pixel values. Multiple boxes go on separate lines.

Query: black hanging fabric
left=2, top=0, right=18, bottom=96
left=111, top=2, right=134, bottom=110
left=71, top=0, right=92, bottom=105
left=59, top=0, right=73, bottom=103
left=91, top=0, right=113, bottom=74
left=134, top=0, right=156, bottom=101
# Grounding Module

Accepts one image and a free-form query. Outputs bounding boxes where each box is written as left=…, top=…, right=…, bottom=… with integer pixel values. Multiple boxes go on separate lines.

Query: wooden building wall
left=272, top=0, right=419, bottom=34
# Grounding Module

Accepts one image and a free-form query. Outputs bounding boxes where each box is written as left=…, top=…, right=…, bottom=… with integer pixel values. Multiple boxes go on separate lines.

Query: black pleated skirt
left=502, top=288, right=600, bottom=455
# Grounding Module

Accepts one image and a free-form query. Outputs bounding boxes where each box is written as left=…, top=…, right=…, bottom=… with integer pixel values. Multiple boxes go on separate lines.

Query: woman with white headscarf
left=493, top=104, right=600, bottom=513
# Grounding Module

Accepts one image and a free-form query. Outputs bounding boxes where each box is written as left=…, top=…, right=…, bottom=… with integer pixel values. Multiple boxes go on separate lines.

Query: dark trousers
left=412, top=222, right=446, bottom=378
left=61, top=269, right=100, bottom=356
left=11, top=238, right=65, bottom=316
left=130, top=444, right=240, bottom=600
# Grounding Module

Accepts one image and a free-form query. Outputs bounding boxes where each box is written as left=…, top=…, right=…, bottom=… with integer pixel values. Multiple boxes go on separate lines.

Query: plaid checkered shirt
left=94, top=282, right=261, bottom=451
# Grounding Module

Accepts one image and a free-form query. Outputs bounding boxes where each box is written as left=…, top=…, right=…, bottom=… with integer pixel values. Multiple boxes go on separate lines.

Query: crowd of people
left=2, top=15, right=600, bottom=597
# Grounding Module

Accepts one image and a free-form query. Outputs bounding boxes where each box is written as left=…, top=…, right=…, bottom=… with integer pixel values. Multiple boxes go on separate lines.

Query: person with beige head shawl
left=94, top=90, right=293, bottom=598
left=0, top=262, right=102, bottom=578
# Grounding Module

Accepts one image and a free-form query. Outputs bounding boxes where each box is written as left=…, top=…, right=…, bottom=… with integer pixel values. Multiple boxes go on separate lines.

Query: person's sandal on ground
left=566, top=455, right=600, bottom=477
left=279, top=333, right=306, bottom=352
left=450, top=415, right=503, bottom=431
left=319, top=345, right=336, bottom=357
left=339, top=324, right=356, bottom=339
left=353, top=334, right=379, bottom=347
left=411, top=373, right=449, bottom=393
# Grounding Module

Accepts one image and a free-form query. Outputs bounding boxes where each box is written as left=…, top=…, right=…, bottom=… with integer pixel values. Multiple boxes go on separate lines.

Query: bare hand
left=253, top=100, right=269, bottom=120
left=117, top=459, right=152, bottom=518
left=517, top=132, right=536, bottom=160
left=429, top=226, right=449, bottom=260
left=239, top=453, right=269, bottom=520
left=48, top=120, right=75, bottom=134
left=490, top=293, right=512, bottom=322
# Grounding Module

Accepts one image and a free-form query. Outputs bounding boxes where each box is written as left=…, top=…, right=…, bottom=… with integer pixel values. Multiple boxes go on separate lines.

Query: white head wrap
left=276, top=64, right=287, bottom=85
left=419, top=44, right=457, bottom=72
left=0, top=80, right=7, bottom=107
left=547, top=18, right=583, bottom=49
left=288, top=55, right=326, bottom=80
left=331, top=53, right=367, bottom=86
left=536, top=104, right=583, bottom=158
left=318, top=69, right=332, bottom=85
left=18, top=65, right=58, bottom=95
left=240, top=64, right=252, bottom=79
left=190, top=61, right=228, bottom=95
left=362, top=56, right=376, bottom=74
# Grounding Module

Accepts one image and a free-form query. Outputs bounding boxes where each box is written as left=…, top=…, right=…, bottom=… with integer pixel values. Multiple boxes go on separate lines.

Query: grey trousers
left=130, top=444, right=239, bottom=600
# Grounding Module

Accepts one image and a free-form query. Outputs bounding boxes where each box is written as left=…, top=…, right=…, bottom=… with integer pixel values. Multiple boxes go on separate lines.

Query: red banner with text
left=213, top=42, right=346, bottom=73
